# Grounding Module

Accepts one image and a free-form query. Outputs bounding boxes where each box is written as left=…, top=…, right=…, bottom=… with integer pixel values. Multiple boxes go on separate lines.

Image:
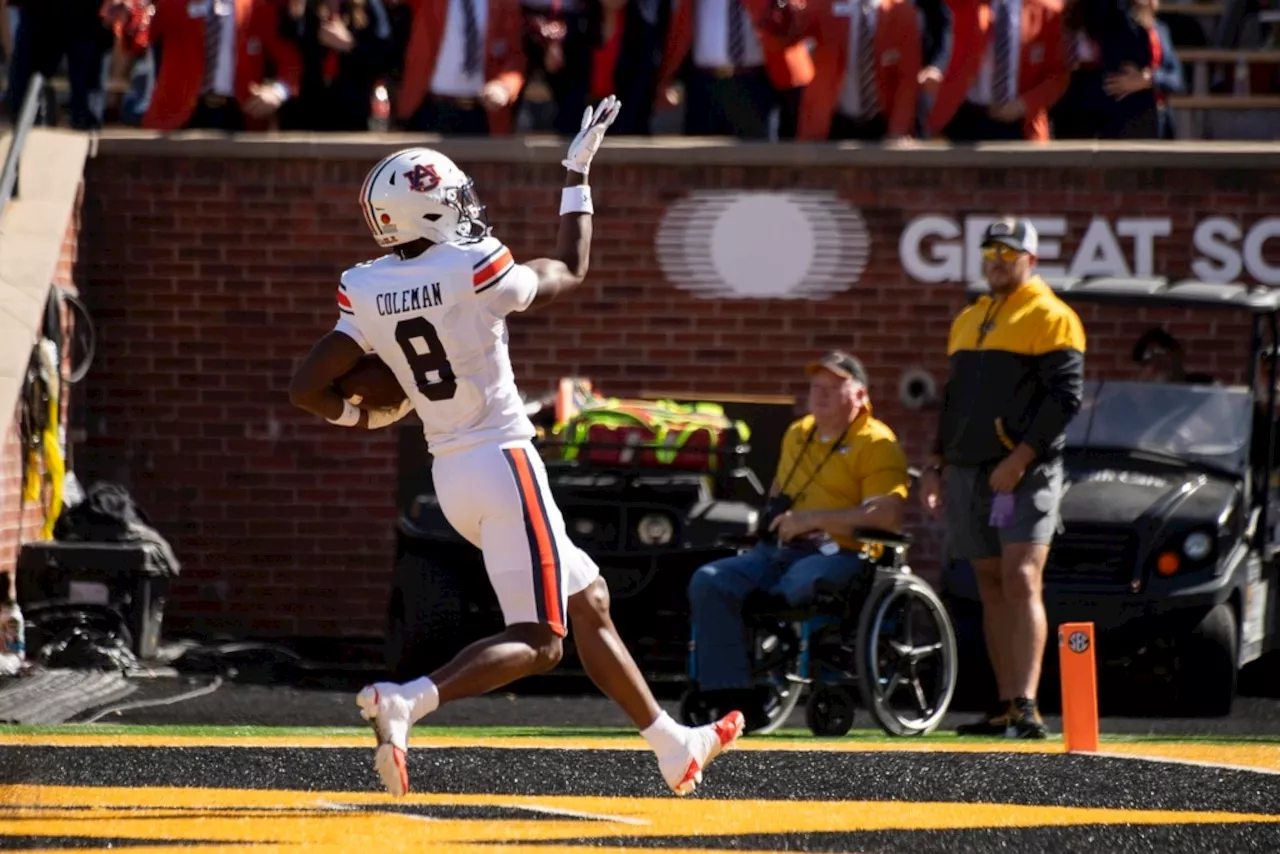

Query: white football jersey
left=333, top=235, right=540, bottom=456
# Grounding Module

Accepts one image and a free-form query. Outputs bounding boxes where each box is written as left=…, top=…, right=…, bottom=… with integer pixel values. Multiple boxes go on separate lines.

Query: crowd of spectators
left=2, top=0, right=1277, bottom=141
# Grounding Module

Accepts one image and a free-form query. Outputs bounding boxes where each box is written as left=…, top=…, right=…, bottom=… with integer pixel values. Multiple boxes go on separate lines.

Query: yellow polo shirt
left=773, top=406, right=910, bottom=551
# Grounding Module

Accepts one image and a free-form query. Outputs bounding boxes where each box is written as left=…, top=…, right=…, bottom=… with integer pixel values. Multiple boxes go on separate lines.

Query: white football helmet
left=359, top=147, right=489, bottom=248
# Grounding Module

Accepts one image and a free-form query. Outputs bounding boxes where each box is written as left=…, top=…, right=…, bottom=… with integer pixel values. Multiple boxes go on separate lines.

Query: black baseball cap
left=806, top=351, right=869, bottom=386
left=982, top=217, right=1039, bottom=255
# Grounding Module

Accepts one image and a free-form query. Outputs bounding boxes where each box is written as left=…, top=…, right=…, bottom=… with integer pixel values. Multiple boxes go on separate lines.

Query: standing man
left=119, top=0, right=303, bottom=132
left=919, top=217, right=1085, bottom=739
left=925, top=0, right=1070, bottom=142
left=393, top=0, right=528, bottom=135
left=794, top=0, right=924, bottom=142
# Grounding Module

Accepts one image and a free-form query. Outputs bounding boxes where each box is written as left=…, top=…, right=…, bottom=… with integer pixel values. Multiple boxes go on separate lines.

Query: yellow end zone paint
left=2, top=785, right=1277, bottom=854
left=2, top=732, right=1278, bottom=774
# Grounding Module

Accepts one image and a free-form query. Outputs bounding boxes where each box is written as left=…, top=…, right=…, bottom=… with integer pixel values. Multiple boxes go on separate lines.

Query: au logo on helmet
left=405, top=164, right=441, bottom=194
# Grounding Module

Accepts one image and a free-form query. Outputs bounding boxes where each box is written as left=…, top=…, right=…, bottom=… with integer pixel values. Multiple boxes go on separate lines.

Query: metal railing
left=0, top=71, right=48, bottom=213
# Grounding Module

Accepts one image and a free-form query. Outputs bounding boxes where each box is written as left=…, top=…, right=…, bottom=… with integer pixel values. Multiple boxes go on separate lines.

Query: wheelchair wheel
left=856, top=573, right=958, bottom=736
left=678, top=687, right=714, bottom=727
left=746, top=620, right=805, bottom=735
left=805, top=684, right=856, bottom=737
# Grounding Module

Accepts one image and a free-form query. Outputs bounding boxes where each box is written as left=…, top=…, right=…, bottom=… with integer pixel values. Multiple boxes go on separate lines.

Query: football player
left=289, top=95, right=744, bottom=798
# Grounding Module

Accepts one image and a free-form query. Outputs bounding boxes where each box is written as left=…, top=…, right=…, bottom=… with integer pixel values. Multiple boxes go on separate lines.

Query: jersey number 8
left=394, top=317, right=457, bottom=401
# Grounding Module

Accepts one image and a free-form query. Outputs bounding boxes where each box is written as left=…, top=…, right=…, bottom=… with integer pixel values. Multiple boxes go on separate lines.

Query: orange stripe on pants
left=506, top=447, right=565, bottom=636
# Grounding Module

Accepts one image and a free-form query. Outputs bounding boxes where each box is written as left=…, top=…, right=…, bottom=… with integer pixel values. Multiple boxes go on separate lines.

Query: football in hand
left=334, top=355, right=408, bottom=409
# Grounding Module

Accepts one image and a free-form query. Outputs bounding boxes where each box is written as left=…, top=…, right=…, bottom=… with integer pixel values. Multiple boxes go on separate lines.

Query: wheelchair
left=678, top=525, right=959, bottom=737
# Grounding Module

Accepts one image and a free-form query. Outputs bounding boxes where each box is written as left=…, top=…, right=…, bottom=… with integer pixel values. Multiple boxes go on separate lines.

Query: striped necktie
left=992, top=0, right=1012, bottom=106
left=858, top=1, right=879, bottom=115
left=202, top=0, right=222, bottom=93
left=460, top=0, right=481, bottom=75
left=728, top=0, right=745, bottom=66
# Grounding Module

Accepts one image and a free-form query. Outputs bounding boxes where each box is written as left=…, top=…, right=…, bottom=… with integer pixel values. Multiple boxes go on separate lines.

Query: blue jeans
left=687, top=542, right=866, bottom=692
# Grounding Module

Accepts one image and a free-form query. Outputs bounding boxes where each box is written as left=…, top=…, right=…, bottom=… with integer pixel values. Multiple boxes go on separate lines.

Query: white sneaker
left=356, top=683, right=415, bottom=796
left=658, top=710, right=745, bottom=796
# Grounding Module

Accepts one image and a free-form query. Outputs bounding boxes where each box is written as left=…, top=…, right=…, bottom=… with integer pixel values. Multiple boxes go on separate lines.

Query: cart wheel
left=805, top=685, right=856, bottom=737
left=678, top=687, right=713, bottom=727
left=1173, top=603, right=1238, bottom=716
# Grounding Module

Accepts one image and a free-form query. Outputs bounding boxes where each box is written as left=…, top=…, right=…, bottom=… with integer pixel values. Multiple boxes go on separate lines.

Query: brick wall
left=74, top=141, right=1280, bottom=639
left=1, top=186, right=83, bottom=597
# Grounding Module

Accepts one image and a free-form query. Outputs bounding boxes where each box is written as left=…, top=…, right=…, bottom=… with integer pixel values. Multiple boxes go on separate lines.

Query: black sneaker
left=955, top=700, right=1012, bottom=736
left=1005, top=697, right=1048, bottom=739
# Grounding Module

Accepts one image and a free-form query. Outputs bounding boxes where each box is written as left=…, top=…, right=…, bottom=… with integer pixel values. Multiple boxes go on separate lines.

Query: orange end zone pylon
left=1058, top=622, right=1099, bottom=752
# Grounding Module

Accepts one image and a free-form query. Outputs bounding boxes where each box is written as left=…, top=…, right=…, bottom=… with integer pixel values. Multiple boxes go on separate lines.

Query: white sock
left=402, top=676, right=440, bottom=723
left=641, top=710, right=687, bottom=757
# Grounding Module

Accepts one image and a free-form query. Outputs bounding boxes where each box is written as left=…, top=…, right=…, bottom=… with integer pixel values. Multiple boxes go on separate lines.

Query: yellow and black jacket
left=934, top=277, right=1086, bottom=467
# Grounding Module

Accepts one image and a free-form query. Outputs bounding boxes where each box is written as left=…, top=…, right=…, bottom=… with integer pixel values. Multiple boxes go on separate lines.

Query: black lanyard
left=777, top=420, right=853, bottom=502
left=976, top=296, right=1007, bottom=347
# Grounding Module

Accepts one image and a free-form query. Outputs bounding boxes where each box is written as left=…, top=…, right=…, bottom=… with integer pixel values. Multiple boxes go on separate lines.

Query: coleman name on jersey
left=375, top=282, right=445, bottom=317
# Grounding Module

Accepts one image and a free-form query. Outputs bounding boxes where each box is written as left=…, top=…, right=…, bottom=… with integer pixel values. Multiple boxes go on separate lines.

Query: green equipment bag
left=555, top=398, right=750, bottom=471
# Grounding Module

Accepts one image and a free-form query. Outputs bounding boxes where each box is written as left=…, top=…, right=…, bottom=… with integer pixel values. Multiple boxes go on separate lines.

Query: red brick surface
left=71, top=148, right=1280, bottom=639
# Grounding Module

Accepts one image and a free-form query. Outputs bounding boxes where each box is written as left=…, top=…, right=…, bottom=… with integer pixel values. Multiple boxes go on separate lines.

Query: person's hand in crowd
left=318, top=15, right=355, bottom=52
left=918, top=468, right=943, bottom=516
left=482, top=80, right=512, bottom=109
left=918, top=65, right=943, bottom=98
left=654, top=84, right=681, bottom=110
left=1104, top=63, right=1152, bottom=99
left=243, top=82, right=286, bottom=118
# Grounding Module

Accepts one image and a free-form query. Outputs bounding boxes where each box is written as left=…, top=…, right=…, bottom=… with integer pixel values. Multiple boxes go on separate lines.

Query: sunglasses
left=981, top=244, right=1023, bottom=262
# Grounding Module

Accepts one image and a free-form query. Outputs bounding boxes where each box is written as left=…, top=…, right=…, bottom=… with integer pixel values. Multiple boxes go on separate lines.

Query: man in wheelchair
left=686, top=352, right=912, bottom=731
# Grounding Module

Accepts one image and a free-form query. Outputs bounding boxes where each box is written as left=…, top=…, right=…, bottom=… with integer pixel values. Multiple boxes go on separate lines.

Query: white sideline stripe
left=1092, top=750, right=1280, bottom=777
left=313, top=797, right=647, bottom=825
left=501, top=803, right=650, bottom=825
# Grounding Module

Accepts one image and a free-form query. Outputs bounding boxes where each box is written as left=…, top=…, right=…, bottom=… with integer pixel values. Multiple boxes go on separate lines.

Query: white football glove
left=562, top=94, right=622, bottom=175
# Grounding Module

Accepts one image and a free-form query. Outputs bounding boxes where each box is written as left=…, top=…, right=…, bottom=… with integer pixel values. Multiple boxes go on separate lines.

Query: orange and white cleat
left=356, top=683, right=414, bottom=796
left=660, top=710, right=745, bottom=796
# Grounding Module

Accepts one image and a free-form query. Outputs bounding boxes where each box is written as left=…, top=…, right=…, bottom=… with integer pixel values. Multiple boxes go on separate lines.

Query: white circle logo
left=655, top=191, right=872, bottom=300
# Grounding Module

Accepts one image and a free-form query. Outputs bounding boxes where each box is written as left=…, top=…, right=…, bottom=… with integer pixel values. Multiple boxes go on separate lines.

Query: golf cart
left=386, top=379, right=784, bottom=681
left=942, top=277, right=1280, bottom=716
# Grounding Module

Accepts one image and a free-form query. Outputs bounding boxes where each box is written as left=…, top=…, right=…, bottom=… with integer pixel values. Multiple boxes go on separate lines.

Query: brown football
left=334, top=355, right=408, bottom=409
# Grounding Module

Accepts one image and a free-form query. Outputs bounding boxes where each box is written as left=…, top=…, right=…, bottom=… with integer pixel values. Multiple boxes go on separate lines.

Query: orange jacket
left=393, top=0, right=526, bottom=133
left=796, top=0, right=922, bottom=139
left=926, top=0, right=1070, bottom=141
left=129, top=0, right=303, bottom=131
left=656, top=0, right=815, bottom=95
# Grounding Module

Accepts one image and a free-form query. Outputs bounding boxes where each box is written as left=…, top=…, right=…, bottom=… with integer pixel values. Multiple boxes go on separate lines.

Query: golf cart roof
left=965, top=277, right=1280, bottom=312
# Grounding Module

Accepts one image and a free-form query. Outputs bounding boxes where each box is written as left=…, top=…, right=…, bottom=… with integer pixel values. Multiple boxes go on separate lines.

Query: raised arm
left=523, top=95, right=622, bottom=311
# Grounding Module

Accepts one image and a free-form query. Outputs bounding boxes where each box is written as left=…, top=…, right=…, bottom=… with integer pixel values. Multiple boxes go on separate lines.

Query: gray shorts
left=943, top=458, right=1064, bottom=561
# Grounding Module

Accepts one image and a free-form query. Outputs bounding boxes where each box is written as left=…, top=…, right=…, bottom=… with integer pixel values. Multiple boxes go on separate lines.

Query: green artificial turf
left=3, top=723, right=1279, bottom=746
